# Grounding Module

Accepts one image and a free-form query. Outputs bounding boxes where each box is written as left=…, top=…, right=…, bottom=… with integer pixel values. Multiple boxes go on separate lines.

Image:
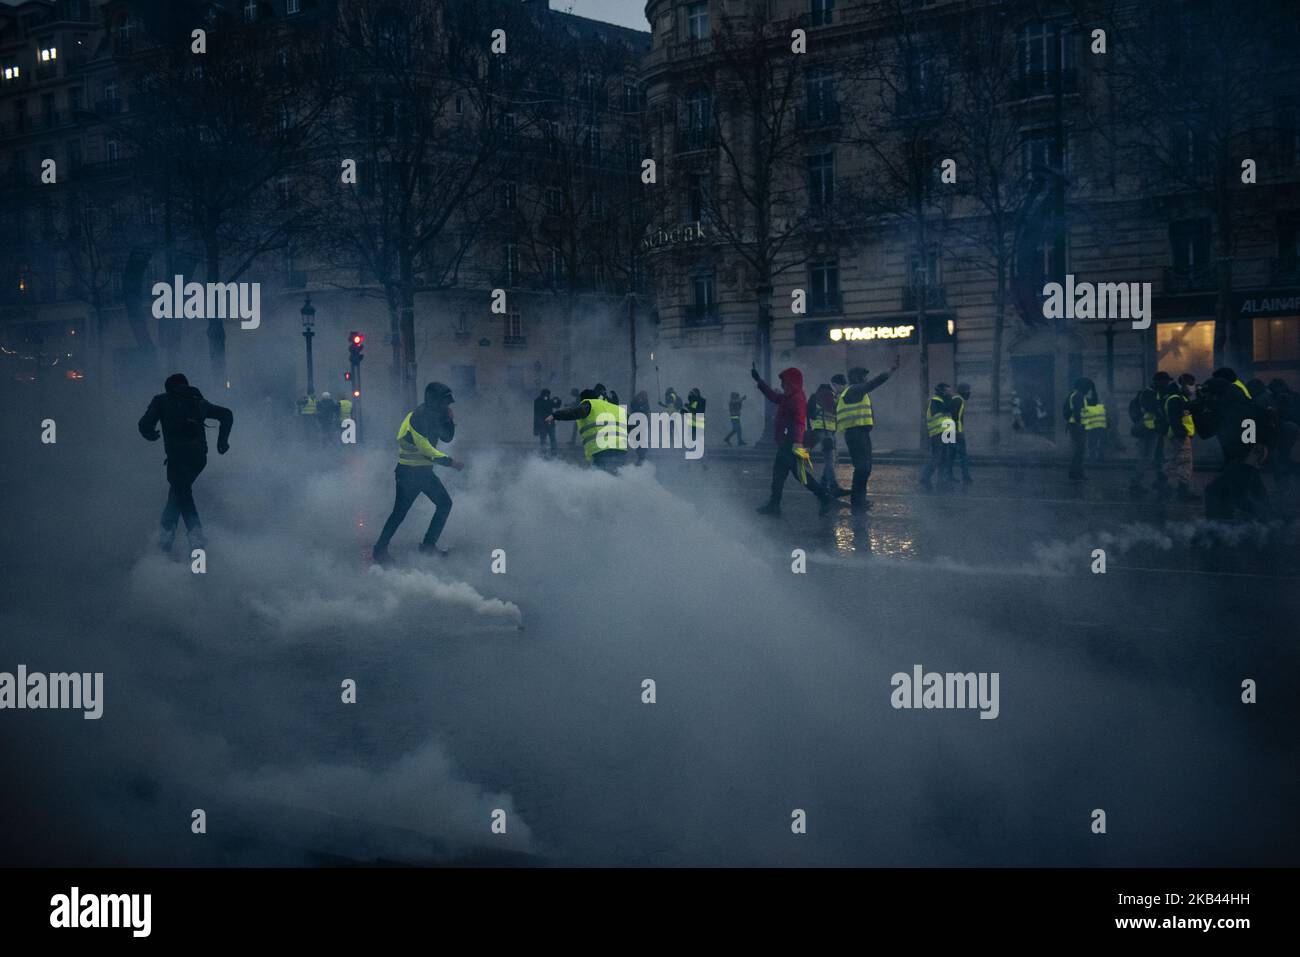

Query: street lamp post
left=301, top=296, right=316, bottom=397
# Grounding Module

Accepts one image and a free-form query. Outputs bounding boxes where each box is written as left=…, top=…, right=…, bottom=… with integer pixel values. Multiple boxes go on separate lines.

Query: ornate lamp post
left=300, top=296, right=316, bottom=396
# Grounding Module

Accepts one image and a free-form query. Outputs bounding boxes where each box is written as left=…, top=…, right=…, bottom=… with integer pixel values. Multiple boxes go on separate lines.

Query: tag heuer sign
left=641, top=221, right=707, bottom=251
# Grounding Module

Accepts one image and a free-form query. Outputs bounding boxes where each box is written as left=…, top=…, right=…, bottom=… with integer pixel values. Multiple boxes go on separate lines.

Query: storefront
left=1154, top=288, right=1300, bottom=388
left=792, top=315, right=955, bottom=441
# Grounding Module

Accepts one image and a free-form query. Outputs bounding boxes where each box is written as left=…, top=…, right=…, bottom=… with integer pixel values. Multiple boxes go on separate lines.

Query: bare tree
left=110, top=4, right=338, bottom=381
left=1087, top=0, right=1290, bottom=370
left=842, top=0, right=957, bottom=446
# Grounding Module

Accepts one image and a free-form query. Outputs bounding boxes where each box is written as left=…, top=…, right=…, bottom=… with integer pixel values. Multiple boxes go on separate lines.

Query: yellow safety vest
left=1164, top=394, right=1194, bottom=439
left=836, top=391, right=873, bottom=432
left=685, top=401, right=706, bottom=431
left=578, top=398, right=628, bottom=462
left=808, top=400, right=837, bottom=432
left=1081, top=401, right=1107, bottom=431
left=925, top=395, right=954, bottom=437
left=952, top=395, right=968, bottom=433
left=396, top=411, right=450, bottom=467
left=338, top=398, right=353, bottom=420
left=300, top=396, right=317, bottom=415
left=1232, top=379, right=1251, bottom=400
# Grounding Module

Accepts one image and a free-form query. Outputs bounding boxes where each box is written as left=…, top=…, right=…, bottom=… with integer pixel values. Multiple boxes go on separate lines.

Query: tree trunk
left=205, top=239, right=225, bottom=384
left=387, top=284, right=402, bottom=388
left=399, top=248, right=417, bottom=410
left=756, top=282, right=773, bottom=442
left=989, top=255, right=1006, bottom=447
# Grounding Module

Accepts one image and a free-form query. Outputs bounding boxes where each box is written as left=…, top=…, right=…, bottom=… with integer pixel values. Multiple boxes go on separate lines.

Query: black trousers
left=920, top=435, right=952, bottom=485
left=769, top=442, right=826, bottom=504
left=1068, top=423, right=1086, bottom=479
left=374, top=465, right=453, bottom=551
left=724, top=417, right=743, bottom=444
left=593, top=450, right=627, bottom=473
left=843, top=427, right=873, bottom=507
left=161, top=452, right=207, bottom=532
left=537, top=423, right=557, bottom=453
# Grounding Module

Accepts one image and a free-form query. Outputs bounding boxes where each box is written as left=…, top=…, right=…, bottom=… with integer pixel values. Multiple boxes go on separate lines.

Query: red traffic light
left=344, top=371, right=351, bottom=380
left=350, top=332, right=364, bottom=346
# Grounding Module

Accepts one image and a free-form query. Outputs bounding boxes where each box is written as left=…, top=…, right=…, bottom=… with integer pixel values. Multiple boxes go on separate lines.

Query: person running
left=372, top=382, right=463, bottom=564
left=137, top=373, right=233, bottom=552
left=752, top=365, right=834, bottom=517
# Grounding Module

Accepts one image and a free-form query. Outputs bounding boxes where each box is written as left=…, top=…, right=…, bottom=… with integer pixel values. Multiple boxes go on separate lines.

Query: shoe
left=756, top=502, right=781, bottom=516
left=418, top=543, right=450, bottom=557
left=372, top=546, right=394, bottom=566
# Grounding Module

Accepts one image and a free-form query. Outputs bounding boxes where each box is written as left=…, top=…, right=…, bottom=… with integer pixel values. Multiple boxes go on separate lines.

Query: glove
left=217, top=439, right=230, bottom=455
left=750, top=366, right=761, bottom=382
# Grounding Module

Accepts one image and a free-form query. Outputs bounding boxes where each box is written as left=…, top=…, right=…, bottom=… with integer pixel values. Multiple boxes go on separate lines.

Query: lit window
left=287, top=0, right=301, bottom=14
left=244, top=0, right=258, bottom=23
left=2, top=66, right=20, bottom=81
left=40, top=46, right=58, bottom=62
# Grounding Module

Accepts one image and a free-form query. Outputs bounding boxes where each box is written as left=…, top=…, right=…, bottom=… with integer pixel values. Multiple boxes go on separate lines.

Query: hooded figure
left=372, top=382, right=461, bottom=563
left=534, top=388, right=558, bottom=454
left=752, top=365, right=832, bottom=516
left=138, top=373, right=233, bottom=551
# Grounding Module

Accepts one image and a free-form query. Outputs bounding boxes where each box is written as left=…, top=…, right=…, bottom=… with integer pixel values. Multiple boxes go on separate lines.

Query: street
left=1, top=423, right=1297, bottom=867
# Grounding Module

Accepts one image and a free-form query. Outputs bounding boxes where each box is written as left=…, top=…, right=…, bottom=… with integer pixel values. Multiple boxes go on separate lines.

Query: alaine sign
left=641, top=221, right=707, bottom=251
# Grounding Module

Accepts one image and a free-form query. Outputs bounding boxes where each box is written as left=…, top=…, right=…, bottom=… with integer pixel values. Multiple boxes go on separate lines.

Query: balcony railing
left=797, top=100, right=842, bottom=128
left=1012, top=69, right=1079, bottom=101
left=903, top=284, right=948, bottom=311
left=1270, top=258, right=1300, bottom=285
left=1163, top=265, right=1216, bottom=293
left=684, top=303, right=720, bottom=326
left=675, top=126, right=716, bottom=153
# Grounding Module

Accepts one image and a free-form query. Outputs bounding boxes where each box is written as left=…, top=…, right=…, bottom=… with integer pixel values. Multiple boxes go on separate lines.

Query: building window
left=2, top=65, right=20, bottom=82
left=39, top=44, right=58, bottom=63
left=623, top=79, right=641, bottom=112
left=243, top=0, right=258, bottom=23
left=583, top=123, right=600, bottom=159
left=685, top=2, right=709, bottom=41
left=499, top=182, right=516, bottom=210
left=806, top=66, right=837, bottom=123
left=1170, top=119, right=1210, bottom=176
left=549, top=247, right=564, bottom=286
left=1254, top=318, right=1300, bottom=363
left=105, top=138, right=120, bottom=165
left=809, top=261, right=840, bottom=313
left=810, top=0, right=835, bottom=26
left=504, top=243, right=520, bottom=286
left=1020, top=129, right=1066, bottom=185
left=1157, top=322, right=1214, bottom=380
left=1278, top=103, right=1298, bottom=167
left=103, top=79, right=119, bottom=111
left=1017, top=21, right=1076, bottom=97
left=546, top=187, right=562, bottom=216
left=685, top=87, right=711, bottom=131
left=68, top=87, right=82, bottom=113
left=1169, top=219, right=1211, bottom=274
left=690, top=271, right=716, bottom=321
left=807, top=151, right=834, bottom=210
left=505, top=307, right=523, bottom=343
left=287, top=0, right=301, bottom=14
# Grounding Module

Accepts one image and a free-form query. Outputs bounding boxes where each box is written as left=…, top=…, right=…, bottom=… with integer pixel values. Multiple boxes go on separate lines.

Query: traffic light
left=348, top=331, right=365, bottom=365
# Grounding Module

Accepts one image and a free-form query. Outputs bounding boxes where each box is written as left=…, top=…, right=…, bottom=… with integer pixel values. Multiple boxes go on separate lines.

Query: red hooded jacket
left=757, top=367, right=807, bottom=445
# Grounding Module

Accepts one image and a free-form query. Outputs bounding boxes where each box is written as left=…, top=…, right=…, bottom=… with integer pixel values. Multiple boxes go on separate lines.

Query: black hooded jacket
left=138, top=382, right=233, bottom=456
